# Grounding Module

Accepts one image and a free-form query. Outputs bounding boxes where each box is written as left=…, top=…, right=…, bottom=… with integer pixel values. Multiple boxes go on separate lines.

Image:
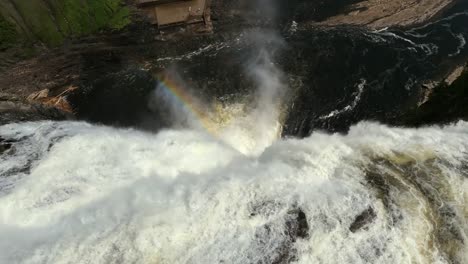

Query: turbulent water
left=1, top=3, right=468, bottom=263
left=0, top=119, right=467, bottom=264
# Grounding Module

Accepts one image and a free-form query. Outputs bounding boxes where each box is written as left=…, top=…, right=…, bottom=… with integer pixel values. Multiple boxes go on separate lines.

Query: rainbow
left=155, top=73, right=217, bottom=135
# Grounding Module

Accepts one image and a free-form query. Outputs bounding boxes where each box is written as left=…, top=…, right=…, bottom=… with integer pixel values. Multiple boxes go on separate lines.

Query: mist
left=147, top=0, right=288, bottom=154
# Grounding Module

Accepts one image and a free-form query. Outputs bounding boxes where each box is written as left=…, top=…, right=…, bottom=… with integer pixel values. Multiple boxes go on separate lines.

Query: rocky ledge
left=0, top=0, right=467, bottom=136
left=315, top=0, right=457, bottom=28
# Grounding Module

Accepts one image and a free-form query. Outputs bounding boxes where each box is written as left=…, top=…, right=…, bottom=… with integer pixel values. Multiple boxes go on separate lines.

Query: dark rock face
left=287, top=0, right=368, bottom=23
left=211, top=0, right=421, bottom=27
left=282, top=8, right=468, bottom=136
left=400, top=65, right=468, bottom=126
left=64, top=5, right=468, bottom=134
left=1, top=0, right=467, bottom=137
left=350, top=207, right=377, bottom=233
left=68, top=65, right=160, bottom=130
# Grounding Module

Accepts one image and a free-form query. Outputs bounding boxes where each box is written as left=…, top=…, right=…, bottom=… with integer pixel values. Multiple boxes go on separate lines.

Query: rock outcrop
left=249, top=202, right=309, bottom=264
left=0, top=0, right=467, bottom=135
left=315, top=0, right=457, bottom=28
left=349, top=207, right=376, bottom=233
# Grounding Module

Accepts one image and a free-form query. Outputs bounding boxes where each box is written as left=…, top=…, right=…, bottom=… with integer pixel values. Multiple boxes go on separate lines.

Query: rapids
left=0, top=120, right=467, bottom=264
left=1, top=1, right=468, bottom=264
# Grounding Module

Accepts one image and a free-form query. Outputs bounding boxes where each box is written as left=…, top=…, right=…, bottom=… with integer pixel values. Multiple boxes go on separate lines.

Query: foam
left=0, top=121, right=467, bottom=263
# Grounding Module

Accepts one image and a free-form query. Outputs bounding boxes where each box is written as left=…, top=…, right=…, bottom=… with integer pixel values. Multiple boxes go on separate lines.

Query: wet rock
left=0, top=137, right=12, bottom=155
left=285, top=208, right=309, bottom=241
left=67, top=67, right=161, bottom=130
left=271, top=208, right=309, bottom=264
left=399, top=65, right=468, bottom=127
left=249, top=202, right=309, bottom=264
left=282, top=8, right=468, bottom=136
left=0, top=96, right=55, bottom=125
left=350, top=207, right=377, bottom=233
left=0, top=0, right=466, bottom=136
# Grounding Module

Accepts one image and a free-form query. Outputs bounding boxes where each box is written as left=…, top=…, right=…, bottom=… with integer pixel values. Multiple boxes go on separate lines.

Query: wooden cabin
left=137, top=0, right=212, bottom=30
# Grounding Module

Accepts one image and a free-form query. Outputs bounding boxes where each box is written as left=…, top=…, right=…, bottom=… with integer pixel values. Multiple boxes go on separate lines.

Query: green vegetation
left=0, top=0, right=131, bottom=47
left=0, top=14, right=17, bottom=50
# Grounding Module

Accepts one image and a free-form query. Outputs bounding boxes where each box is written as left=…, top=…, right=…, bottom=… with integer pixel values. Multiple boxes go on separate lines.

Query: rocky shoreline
left=0, top=0, right=467, bottom=136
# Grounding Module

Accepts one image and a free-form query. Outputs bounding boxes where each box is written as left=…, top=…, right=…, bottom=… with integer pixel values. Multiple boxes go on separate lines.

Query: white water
left=319, top=79, right=366, bottom=120
left=0, top=120, right=467, bottom=264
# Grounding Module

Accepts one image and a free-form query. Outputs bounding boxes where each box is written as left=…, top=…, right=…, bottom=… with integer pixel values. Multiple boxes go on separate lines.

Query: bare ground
left=316, top=0, right=457, bottom=28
